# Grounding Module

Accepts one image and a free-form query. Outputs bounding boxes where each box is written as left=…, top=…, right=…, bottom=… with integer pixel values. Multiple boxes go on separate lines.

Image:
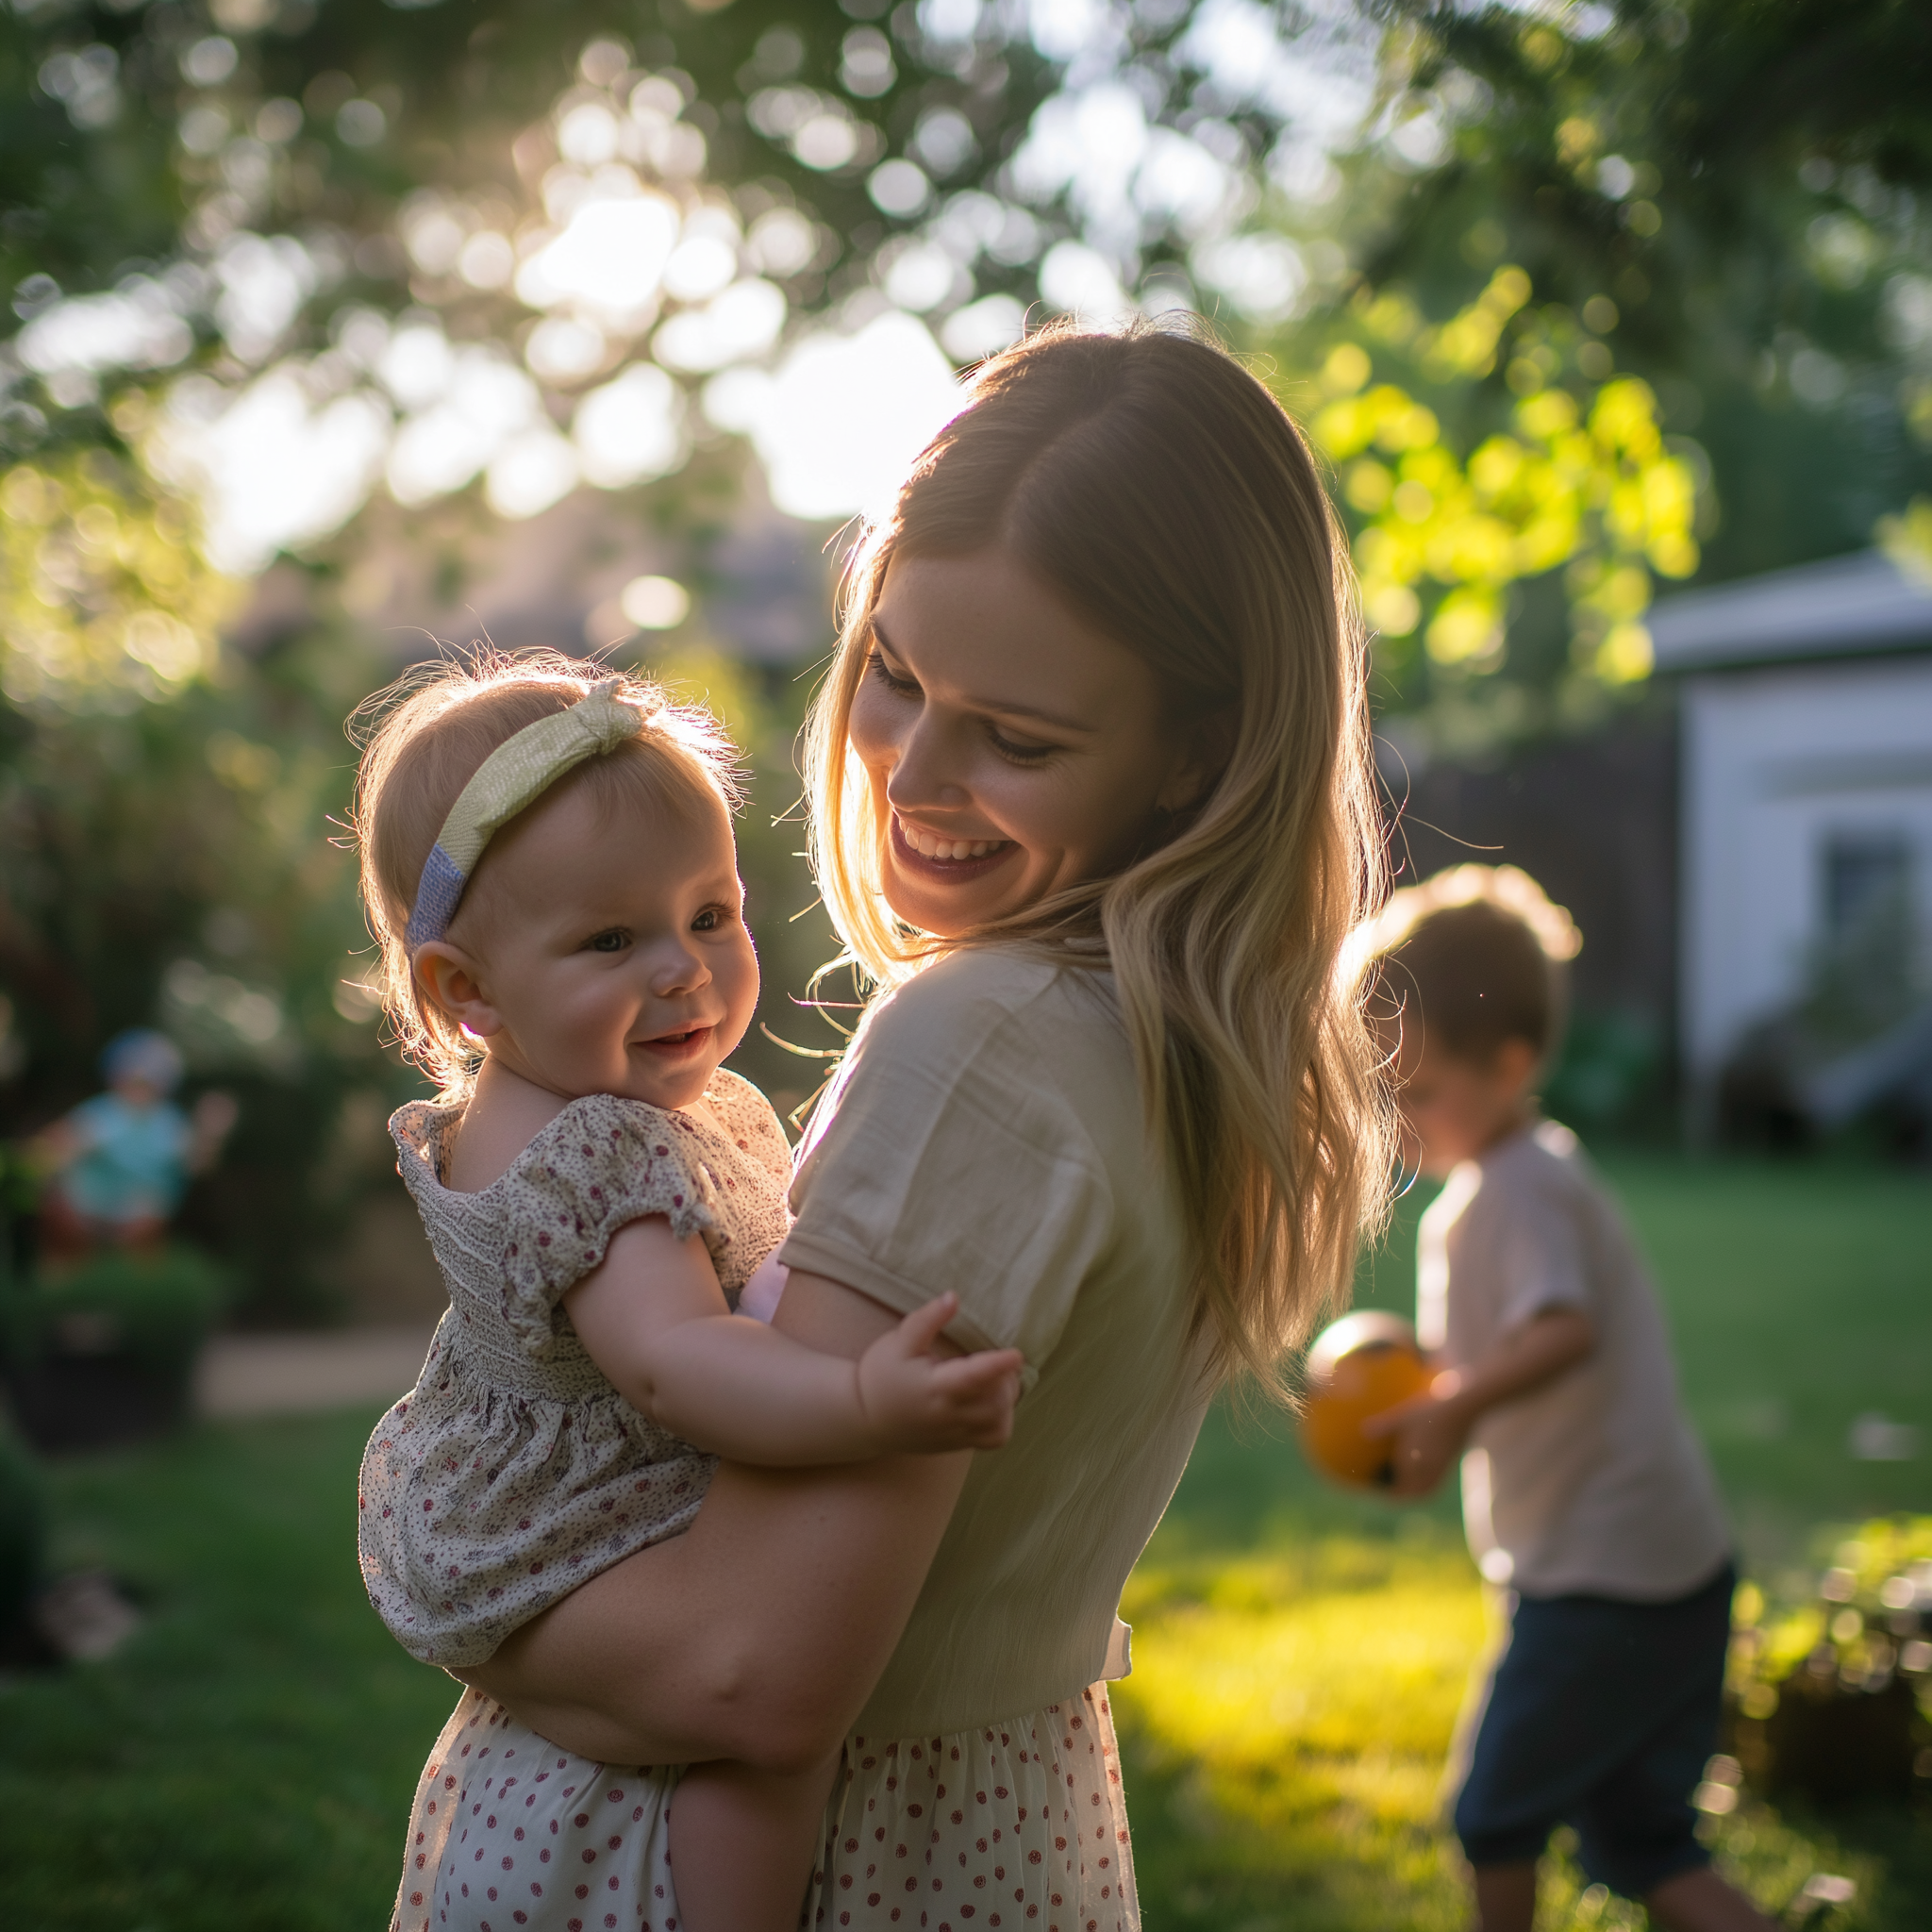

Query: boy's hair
left=349, top=650, right=741, bottom=1098
left=1362, top=865, right=1582, bottom=1065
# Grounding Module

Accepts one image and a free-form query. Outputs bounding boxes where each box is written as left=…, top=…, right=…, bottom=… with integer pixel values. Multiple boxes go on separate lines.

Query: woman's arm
left=458, top=1267, right=977, bottom=1773
left=565, top=1219, right=1021, bottom=1462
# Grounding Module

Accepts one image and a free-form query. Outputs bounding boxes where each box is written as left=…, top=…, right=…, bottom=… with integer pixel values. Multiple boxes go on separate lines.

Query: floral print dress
left=362, top=1073, right=792, bottom=1932
left=359, top=1074, right=792, bottom=1669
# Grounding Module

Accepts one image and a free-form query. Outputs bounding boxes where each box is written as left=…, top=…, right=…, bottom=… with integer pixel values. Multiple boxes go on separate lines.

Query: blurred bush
left=0, top=1244, right=228, bottom=1452
left=1725, top=1517, right=1932, bottom=1807
left=0, top=1244, right=227, bottom=1379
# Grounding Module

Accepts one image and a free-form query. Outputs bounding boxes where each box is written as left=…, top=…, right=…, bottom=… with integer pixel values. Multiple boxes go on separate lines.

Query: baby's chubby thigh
left=394, top=1687, right=682, bottom=1932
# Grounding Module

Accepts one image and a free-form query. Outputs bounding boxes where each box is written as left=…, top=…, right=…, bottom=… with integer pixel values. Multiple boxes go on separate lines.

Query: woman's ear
left=413, top=944, right=503, bottom=1039
left=1155, top=704, right=1238, bottom=815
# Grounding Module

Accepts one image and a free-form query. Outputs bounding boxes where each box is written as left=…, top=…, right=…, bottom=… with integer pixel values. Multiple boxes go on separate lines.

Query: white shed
left=1649, top=549, right=1932, bottom=1115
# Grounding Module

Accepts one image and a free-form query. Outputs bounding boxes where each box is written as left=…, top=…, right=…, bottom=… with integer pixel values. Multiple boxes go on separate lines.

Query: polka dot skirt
left=391, top=1684, right=1138, bottom=1932
left=390, top=1691, right=681, bottom=1932
left=805, top=1684, right=1137, bottom=1932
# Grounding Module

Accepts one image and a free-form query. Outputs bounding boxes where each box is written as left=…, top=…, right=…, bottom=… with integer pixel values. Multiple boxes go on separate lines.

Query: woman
left=450, top=318, right=1392, bottom=1926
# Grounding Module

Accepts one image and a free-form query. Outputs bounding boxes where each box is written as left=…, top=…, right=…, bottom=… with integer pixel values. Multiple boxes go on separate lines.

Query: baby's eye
left=588, top=929, right=629, bottom=954
left=691, top=907, right=725, bottom=933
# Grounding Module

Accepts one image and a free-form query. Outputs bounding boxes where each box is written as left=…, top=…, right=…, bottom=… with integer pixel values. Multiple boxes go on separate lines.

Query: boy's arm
left=1365, top=1306, right=1595, bottom=1498
left=563, top=1215, right=1024, bottom=1464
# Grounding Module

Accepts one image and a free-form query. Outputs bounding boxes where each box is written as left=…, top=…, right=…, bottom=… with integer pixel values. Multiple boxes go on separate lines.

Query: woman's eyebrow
left=870, top=614, right=1093, bottom=735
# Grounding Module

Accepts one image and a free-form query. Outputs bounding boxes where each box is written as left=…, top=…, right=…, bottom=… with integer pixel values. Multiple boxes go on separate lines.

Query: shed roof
left=1648, top=548, right=1932, bottom=673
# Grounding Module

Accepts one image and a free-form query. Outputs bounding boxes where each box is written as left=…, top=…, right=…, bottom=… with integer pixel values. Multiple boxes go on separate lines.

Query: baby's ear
left=413, top=944, right=502, bottom=1037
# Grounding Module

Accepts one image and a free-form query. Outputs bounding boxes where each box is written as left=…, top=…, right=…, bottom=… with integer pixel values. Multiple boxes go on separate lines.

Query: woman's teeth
left=905, top=825, right=1005, bottom=861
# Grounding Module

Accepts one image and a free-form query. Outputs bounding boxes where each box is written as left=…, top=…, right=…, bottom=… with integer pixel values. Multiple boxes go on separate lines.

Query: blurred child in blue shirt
left=36, top=1030, right=235, bottom=1258
left=1363, top=868, right=1774, bottom=1932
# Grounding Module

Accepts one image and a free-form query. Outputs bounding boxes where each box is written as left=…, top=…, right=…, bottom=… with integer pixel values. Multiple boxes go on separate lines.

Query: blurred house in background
left=1652, top=551, right=1932, bottom=1143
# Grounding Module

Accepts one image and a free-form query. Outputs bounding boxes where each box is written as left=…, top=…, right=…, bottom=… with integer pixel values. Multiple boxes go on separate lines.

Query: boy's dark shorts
left=1454, top=1558, right=1735, bottom=1900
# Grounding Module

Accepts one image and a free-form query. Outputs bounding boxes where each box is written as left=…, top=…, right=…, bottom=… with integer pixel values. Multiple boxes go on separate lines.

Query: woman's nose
left=884, top=714, right=972, bottom=813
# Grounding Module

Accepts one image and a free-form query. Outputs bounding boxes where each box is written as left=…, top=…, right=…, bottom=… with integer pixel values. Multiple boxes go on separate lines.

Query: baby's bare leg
left=670, top=1752, right=841, bottom=1932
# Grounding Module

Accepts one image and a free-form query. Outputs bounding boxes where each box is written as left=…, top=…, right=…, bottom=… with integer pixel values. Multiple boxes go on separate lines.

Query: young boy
left=1363, top=867, right=1775, bottom=1932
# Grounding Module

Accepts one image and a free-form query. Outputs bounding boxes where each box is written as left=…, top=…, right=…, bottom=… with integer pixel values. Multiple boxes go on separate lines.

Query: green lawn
left=0, top=1154, right=1926, bottom=1929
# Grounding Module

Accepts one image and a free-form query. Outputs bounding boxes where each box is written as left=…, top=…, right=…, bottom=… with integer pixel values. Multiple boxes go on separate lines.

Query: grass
left=0, top=1152, right=1926, bottom=1928
left=0, top=1408, right=454, bottom=1930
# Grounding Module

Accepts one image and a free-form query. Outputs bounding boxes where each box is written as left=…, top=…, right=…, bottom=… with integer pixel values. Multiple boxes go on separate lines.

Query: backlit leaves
left=1303, top=266, right=1703, bottom=695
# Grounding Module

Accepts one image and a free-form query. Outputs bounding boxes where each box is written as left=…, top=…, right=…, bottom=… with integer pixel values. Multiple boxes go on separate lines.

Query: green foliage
left=1728, top=1518, right=1932, bottom=1715
left=1285, top=267, right=1703, bottom=728
left=1358, top=0, right=1932, bottom=592
left=0, top=449, right=241, bottom=706
left=0, top=1244, right=228, bottom=1376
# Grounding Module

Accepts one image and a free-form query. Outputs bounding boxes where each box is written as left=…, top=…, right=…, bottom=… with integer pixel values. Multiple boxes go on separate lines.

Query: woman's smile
left=890, top=812, right=1018, bottom=882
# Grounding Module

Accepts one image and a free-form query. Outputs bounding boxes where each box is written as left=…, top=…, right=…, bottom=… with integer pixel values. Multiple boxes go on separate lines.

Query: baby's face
left=453, top=779, right=758, bottom=1112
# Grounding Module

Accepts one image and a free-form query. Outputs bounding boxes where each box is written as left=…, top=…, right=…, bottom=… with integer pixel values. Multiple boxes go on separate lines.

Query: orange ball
left=1298, top=1311, right=1433, bottom=1491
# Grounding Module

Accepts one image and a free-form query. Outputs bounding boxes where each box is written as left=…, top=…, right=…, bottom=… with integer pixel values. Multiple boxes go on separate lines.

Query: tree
left=1294, top=0, right=1932, bottom=733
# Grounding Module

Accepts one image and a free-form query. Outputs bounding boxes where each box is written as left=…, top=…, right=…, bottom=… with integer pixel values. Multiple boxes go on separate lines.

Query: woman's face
left=848, top=549, right=1200, bottom=938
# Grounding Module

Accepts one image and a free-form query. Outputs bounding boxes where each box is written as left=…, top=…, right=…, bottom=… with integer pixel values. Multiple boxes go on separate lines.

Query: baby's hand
left=856, top=1293, right=1024, bottom=1454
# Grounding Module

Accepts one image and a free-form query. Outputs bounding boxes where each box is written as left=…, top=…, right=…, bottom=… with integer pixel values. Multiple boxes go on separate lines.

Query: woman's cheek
left=846, top=682, right=898, bottom=774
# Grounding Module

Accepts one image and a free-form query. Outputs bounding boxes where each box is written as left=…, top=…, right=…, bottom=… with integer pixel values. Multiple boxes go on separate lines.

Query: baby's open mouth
left=638, top=1024, right=713, bottom=1051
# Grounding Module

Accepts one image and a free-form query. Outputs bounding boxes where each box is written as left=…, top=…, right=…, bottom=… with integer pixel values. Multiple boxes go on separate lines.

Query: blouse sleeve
left=499, top=1095, right=728, bottom=1360
left=775, top=970, right=1115, bottom=1392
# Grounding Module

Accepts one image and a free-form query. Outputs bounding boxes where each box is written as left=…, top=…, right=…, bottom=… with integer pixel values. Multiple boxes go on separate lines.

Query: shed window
left=1823, top=830, right=1912, bottom=937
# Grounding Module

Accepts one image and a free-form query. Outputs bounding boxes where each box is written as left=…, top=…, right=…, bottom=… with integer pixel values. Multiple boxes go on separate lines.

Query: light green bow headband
left=406, top=678, right=646, bottom=947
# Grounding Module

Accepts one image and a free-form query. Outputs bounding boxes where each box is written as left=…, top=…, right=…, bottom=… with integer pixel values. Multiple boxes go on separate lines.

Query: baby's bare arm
left=564, top=1217, right=1022, bottom=1463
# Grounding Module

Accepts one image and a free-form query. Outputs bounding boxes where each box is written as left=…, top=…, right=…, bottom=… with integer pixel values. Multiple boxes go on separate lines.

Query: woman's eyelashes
left=986, top=724, right=1056, bottom=765
left=868, top=648, right=920, bottom=697
left=870, top=648, right=1057, bottom=765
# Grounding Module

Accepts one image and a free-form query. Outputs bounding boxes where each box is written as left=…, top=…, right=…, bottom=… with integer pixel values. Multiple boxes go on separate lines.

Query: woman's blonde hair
left=351, top=650, right=741, bottom=1099
left=802, top=318, right=1395, bottom=1395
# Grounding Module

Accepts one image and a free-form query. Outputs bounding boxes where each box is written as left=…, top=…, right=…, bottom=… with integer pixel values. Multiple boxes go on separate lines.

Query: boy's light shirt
left=1419, top=1119, right=1729, bottom=1602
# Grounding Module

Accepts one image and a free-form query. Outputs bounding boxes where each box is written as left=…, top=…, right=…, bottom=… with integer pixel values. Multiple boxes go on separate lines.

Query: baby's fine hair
left=350, top=650, right=741, bottom=1097
left=1363, top=864, right=1583, bottom=1065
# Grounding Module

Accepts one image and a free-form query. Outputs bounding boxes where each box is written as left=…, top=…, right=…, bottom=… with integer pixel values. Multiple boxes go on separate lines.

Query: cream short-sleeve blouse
left=778, top=944, right=1213, bottom=1739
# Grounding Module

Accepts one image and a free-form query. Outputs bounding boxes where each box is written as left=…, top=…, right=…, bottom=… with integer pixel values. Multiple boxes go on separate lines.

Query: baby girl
left=352, top=656, right=1022, bottom=1932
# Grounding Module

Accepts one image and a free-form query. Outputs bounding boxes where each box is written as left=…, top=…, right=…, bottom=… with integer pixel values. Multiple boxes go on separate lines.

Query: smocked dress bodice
left=358, top=1073, right=792, bottom=1666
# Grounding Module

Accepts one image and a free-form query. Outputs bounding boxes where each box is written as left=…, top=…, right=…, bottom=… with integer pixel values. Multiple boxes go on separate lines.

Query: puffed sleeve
left=775, top=967, right=1115, bottom=1392
left=498, top=1095, right=728, bottom=1359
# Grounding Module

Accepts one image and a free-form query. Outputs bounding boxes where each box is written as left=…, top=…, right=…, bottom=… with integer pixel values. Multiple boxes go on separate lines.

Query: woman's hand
left=456, top=1269, right=980, bottom=1772
left=858, top=1293, right=1024, bottom=1452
